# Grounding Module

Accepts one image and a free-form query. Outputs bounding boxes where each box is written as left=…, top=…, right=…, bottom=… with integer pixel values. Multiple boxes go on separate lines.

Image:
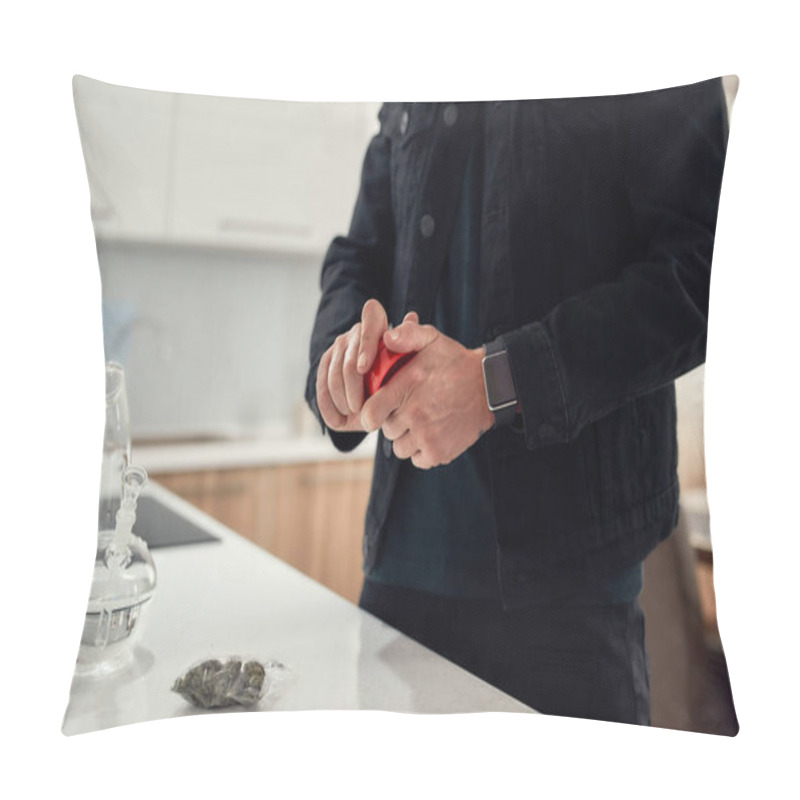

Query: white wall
left=99, top=239, right=322, bottom=440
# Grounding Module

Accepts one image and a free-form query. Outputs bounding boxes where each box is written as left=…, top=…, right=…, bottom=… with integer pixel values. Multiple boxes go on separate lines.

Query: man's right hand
left=317, top=299, right=417, bottom=432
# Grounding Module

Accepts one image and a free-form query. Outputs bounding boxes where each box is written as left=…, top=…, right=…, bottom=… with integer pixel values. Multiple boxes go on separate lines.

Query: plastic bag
left=172, top=657, right=290, bottom=709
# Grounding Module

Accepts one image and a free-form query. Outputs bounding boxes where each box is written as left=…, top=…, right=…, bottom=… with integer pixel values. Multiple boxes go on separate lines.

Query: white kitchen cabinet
left=73, top=76, right=175, bottom=240
left=169, top=95, right=378, bottom=253
left=73, top=76, right=380, bottom=253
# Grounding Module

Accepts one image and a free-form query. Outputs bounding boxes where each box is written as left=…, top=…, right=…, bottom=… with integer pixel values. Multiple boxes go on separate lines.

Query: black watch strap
left=482, top=339, right=518, bottom=428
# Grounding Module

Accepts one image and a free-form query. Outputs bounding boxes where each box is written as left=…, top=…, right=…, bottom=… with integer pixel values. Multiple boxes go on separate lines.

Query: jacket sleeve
left=500, top=79, right=731, bottom=450
left=305, top=104, right=395, bottom=452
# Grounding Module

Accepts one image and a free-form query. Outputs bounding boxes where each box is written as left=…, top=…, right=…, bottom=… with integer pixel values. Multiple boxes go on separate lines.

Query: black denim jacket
left=306, top=78, right=730, bottom=609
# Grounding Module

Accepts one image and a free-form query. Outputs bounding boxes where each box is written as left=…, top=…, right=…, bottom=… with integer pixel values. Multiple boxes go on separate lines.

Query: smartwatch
left=481, top=339, right=518, bottom=427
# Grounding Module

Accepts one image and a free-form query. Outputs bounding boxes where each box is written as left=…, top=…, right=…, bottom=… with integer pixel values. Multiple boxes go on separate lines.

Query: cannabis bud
left=172, top=658, right=269, bottom=709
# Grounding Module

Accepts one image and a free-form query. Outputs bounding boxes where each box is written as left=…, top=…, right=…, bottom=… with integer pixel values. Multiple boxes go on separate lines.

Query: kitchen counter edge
left=134, top=433, right=378, bottom=473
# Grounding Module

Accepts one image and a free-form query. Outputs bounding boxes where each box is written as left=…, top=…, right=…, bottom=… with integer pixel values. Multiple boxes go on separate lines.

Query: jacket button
left=420, top=214, right=435, bottom=238
left=443, top=104, right=458, bottom=126
left=400, top=110, right=409, bottom=135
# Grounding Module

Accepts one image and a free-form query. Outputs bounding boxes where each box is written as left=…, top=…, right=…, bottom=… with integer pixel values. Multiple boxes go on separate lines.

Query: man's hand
left=360, top=320, right=495, bottom=469
left=315, top=300, right=419, bottom=432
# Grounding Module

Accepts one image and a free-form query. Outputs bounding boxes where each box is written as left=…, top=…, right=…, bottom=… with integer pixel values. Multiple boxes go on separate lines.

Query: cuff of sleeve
left=500, top=323, right=571, bottom=448
left=328, top=430, right=367, bottom=452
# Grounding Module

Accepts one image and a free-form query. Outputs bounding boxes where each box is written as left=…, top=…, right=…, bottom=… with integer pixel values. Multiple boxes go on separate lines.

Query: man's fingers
left=392, top=430, right=417, bottom=461
left=361, top=373, right=408, bottom=432
left=411, top=451, right=433, bottom=470
left=316, top=349, right=347, bottom=429
left=384, top=320, right=438, bottom=354
left=402, top=310, right=419, bottom=325
left=381, top=409, right=408, bottom=443
left=343, top=327, right=365, bottom=413
left=327, top=337, right=349, bottom=415
left=358, top=299, right=388, bottom=373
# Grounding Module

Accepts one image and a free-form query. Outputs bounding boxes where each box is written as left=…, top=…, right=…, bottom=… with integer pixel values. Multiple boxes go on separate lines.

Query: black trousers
left=359, top=579, right=651, bottom=725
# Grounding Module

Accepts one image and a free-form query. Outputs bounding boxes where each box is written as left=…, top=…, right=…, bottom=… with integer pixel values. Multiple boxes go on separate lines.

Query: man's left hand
left=360, top=320, right=495, bottom=469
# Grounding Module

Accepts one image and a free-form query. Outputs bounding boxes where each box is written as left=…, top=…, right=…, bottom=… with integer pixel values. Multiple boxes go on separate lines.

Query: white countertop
left=134, top=432, right=378, bottom=473
left=62, top=482, right=533, bottom=734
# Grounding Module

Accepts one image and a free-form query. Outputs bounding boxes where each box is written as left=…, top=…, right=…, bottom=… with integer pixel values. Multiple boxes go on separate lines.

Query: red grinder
left=364, top=340, right=414, bottom=398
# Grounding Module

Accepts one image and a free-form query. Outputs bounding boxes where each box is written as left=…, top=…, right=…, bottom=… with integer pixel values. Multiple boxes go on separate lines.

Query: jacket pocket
left=585, top=387, right=678, bottom=519
left=489, top=427, right=596, bottom=549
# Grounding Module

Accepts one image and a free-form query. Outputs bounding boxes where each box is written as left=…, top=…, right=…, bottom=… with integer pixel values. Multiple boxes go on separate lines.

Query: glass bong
left=99, top=362, right=130, bottom=533
left=76, top=362, right=157, bottom=676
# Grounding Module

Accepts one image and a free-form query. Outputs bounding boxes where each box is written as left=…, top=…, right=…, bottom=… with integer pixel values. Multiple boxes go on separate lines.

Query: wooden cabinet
left=152, top=459, right=373, bottom=604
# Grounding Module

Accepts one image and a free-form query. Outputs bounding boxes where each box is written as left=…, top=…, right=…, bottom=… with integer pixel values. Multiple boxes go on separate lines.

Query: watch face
left=483, top=351, right=517, bottom=410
